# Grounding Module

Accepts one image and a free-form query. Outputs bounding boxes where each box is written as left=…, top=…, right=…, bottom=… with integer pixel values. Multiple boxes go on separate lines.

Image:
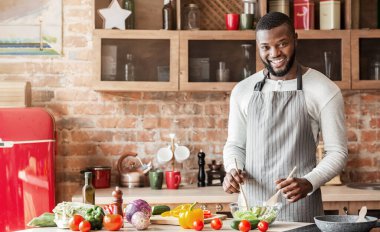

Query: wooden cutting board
left=150, top=214, right=227, bottom=225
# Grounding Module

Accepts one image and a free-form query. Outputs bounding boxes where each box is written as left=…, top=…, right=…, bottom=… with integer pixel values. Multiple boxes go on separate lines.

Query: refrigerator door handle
left=0, top=141, right=14, bottom=148
left=0, top=139, right=55, bottom=148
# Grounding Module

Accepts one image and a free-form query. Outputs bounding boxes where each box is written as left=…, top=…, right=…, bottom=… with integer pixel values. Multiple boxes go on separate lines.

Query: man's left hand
left=274, top=177, right=313, bottom=203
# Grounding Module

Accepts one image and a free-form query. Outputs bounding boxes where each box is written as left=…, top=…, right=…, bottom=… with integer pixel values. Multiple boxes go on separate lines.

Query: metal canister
left=269, top=0, right=290, bottom=16
left=293, top=0, right=315, bottom=30
left=320, top=0, right=341, bottom=30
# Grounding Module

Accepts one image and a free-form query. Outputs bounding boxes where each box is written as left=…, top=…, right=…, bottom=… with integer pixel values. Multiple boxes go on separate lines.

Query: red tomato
left=103, top=214, right=123, bottom=231
left=238, top=220, right=251, bottom=232
left=69, top=214, right=84, bottom=231
left=203, top=210, right=212, bottom=218
left=79, top=220, right=91, bottom=232
left=257, top=221, right=269, bottom=232
left=193, top=219, right=204, bottom=231
left=210, top=218, right=223, bottom=230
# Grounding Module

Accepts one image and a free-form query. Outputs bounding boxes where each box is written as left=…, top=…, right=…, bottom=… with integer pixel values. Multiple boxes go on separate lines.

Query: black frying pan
left=314, top=215, right=380, bottom=232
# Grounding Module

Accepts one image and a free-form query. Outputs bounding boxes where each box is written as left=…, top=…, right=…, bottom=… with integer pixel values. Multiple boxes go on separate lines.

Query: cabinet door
left=296, top=30, right=351, bottom=89
left=179, top=31, right=257, bottom=91
left=351, top=30, right=380, bottom=89
left=93, top=30, right=179, bottom=91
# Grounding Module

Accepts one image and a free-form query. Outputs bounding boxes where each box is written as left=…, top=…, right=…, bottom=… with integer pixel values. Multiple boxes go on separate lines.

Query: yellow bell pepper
left=178, top=202, right=204, bottom=229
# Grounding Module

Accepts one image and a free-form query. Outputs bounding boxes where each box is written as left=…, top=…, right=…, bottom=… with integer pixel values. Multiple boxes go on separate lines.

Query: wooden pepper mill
left=112, top=186, right=123, bottom=217
left=197, top=150, right=206, bottom=187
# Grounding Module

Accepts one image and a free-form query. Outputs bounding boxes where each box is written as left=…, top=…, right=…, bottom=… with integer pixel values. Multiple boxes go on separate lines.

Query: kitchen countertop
left=17, top=219, right=315, bottom=232
left=71, top=185, right=380, bottom=205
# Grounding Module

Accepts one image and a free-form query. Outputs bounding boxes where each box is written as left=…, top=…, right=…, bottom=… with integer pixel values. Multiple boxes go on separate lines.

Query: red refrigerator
left=0, top=108, right=56, bottom=231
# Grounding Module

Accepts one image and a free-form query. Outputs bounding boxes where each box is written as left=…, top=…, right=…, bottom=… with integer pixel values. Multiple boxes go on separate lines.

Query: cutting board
left=150, top=214, right=227, bottom=225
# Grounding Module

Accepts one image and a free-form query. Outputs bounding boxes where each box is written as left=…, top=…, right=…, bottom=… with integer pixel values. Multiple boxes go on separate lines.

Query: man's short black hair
left=256, top=12, right=295, bottom=37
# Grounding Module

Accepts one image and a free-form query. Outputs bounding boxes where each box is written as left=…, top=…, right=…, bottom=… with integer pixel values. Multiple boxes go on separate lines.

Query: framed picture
left=0, top=0, right=63, bottom=55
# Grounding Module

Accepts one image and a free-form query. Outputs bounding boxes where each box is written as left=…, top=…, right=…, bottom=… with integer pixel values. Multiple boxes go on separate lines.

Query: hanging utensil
left=356, top=206, right=367, bottom=223
left=265, top=166, right=297, bottom=206
left=234, top=158, right=249, bottom=209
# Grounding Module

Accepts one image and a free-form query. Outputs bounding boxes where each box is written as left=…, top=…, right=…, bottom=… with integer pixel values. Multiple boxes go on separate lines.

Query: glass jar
left=241, top=44, right=255, bottom=79
left=125, top=53, right=135, bottom=81
left=294, top=0, right=315, bottom=30
left=370, top=55, right=380, bottom=80
left=319, top=0, right=340, bottom=30
left=184, top=4, right=200, bottom=30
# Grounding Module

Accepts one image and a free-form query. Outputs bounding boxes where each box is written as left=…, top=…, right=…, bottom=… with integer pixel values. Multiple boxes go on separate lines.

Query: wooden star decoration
left=98, top=0, right=131, bottom=30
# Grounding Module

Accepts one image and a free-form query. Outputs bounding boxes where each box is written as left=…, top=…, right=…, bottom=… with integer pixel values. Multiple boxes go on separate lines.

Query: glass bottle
left=82, top=172, right=95, bottom=205
left=216, top=61, right=230, bottom=82
left=184, top=4, right=200, bottom=30
left=162, top=0, right=174, bottom=30
left=370, top=55, right=380, bottom=80
left=241, top=44, right=255, bottom=79
left=125, top=53, right=135, bottom=81
left=124, top=0, right=135, bottom=29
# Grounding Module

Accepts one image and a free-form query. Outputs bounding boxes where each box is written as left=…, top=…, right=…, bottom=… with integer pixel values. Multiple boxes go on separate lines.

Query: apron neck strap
left=254, top=65, right=303, bottom=91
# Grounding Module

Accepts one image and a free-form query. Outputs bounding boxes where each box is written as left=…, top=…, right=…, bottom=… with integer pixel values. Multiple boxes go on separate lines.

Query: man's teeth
left=271, top=59, right=284, bottom=64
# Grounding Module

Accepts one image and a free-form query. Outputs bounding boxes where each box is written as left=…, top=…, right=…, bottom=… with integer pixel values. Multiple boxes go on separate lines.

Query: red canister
left=81, top=166, right=111, bottom=188
left=294, top=0, right=315, bottom=30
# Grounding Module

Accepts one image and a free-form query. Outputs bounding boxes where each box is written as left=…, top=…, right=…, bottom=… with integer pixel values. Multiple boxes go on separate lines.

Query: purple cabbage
left=124, top=199, right=151, bottom=223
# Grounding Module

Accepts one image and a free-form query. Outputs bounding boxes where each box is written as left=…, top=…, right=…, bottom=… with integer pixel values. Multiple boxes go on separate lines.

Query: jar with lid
left=319, top=0, right=340, bottom=30
left=184, top=4, right=200, bottom=30
left=293, top=0, right=315, bottom=30
left=269, top=0, right=290, bottom=16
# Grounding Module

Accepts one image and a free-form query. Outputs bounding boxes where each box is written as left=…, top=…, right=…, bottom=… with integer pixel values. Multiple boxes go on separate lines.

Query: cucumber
left=152, top=205, right=171, bottom=215
left=230, top=219, right=260, bottom=230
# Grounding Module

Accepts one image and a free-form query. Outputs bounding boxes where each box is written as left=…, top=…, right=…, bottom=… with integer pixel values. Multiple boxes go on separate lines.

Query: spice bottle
left=320, top=0, right=340, bottom=30
left=112, top=186, right=124, bottom=217
left=82, top=172, right=95, bottom=205
left=124, top=0, right=135, bottom=29
left=269, top=0, right=290, bottom=16
left=184, top=4, right=200, bottom=30
left=125, top=53, right=135, bottom=81
left=162, top=0, right=175, bottom=30
left=294, top=0, right=315, bottom=30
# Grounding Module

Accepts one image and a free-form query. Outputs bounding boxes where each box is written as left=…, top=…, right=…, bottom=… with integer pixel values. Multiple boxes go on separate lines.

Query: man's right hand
left=223, top=168, right=247, bottom=194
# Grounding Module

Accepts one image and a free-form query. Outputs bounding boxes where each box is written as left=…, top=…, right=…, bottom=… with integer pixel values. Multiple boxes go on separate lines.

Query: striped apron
left=243, top=67, right=324, bottom=222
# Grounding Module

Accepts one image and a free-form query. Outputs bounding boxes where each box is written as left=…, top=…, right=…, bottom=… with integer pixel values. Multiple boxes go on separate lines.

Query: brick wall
left=0, top=0, right=379, bottom=203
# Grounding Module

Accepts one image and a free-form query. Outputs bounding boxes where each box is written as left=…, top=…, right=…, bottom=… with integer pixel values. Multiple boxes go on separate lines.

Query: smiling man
left=222, top=12, right=348, bottom=222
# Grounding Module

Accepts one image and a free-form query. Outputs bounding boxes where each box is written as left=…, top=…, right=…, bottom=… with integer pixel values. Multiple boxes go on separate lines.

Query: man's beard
left=262, top=49, right=296, bottom=77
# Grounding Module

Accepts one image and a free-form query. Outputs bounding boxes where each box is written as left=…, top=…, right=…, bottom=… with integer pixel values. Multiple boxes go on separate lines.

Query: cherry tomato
left=203, top=210, right=212, bottom=218
left=79, top=220, right=91, bottom=232
left=193, top=219, right=204, bottom=231
left=103, top=214, right=123, bottom=231
left=69, top=214, right=84, bottom=231
left=257, top=220, right=269, bottom=232
left=238, top=219, right=251, bottom=232
left=210, top=218, right=223, bottom=230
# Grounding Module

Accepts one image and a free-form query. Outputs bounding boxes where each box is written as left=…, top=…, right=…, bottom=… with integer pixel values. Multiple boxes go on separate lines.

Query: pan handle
left=343, top=206, right=348, bottom=215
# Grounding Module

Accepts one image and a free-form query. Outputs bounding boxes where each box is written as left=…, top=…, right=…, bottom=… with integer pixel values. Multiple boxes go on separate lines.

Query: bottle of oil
left=162, top=0, right=174, bottom=30
left=82, top=172, right=95, bottom=204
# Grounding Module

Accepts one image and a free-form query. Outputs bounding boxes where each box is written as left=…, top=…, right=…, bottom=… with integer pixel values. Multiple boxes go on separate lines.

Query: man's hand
left=223, top=169, right=247, bottom=194
left=274, top=177, right=313, bottom=203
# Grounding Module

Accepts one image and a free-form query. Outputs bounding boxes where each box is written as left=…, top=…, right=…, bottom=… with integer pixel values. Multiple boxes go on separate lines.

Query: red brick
left=346, top=158, right=374, bottom=168
left=360, top=130, right=377, bottom=142
left=112, top=131, right=137, bottom=142
left=205, top=104, right=229, bottom=115
left=73, top=103, right=116, bottom=115
left=96, top=117, right=137, bottom=128
left=143, top=117, right=159, bottom=129
left=98, top=144, right=138, bottom=155
left=46, top=103, right=70, bottom=117
left=347, top=130, right=358, bottom=142
left=137, top=130, right=157, bottom=142
left=369, top=118, right=380, bottom=129
left=158, top=118, right=172, bottom=128
left=71, top=131, right=114, bottom=142
left=55, top=89, right=98, bottom=101
left=143, top=92, right=184, bottom=101
left=138, top=104, right=159, bottom=115
left=360, top=92, right=380, bottom=102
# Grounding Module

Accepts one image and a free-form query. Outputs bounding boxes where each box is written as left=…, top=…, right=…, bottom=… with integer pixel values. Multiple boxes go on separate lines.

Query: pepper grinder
left=112, top=186, right=123, bottom=217
left=197, top=150, right=206, bottom=187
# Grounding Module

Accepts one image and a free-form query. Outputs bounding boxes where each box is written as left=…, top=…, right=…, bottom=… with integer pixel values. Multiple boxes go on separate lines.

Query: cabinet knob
left=199, top=204, right=207, bottom=210
left=215, top=204, right=223, bottom=212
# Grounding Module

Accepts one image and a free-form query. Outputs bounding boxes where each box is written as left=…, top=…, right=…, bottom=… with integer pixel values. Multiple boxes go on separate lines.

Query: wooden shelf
left=351, top=29, right=380, bottom=89
left=93, top=30, right=179, bottom=91
left=179, top=30, right=256, bottom=91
